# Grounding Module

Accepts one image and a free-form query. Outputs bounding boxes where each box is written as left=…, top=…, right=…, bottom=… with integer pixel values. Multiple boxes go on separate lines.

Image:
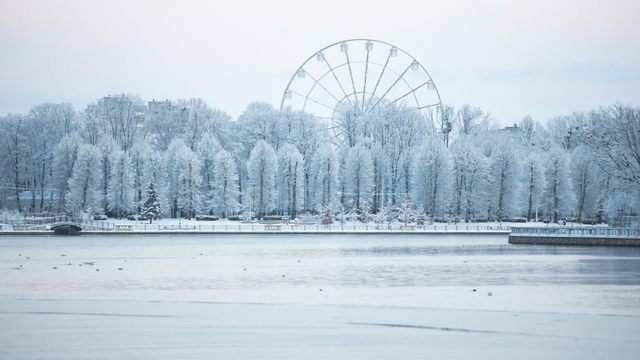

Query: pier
left=509, top=226, right=640, bottom=246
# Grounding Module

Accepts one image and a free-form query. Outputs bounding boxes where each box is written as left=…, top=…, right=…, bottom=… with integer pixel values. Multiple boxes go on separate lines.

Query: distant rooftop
left=502, top=124, right=520, bottom=133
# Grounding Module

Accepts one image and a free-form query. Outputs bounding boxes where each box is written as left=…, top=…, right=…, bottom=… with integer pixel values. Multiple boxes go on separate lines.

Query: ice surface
left=1, top=234, right=639, bottom=359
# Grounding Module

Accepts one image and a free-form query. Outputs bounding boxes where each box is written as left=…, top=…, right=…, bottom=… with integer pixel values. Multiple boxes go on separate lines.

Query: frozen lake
left=1, top=234, right=640, bottom=359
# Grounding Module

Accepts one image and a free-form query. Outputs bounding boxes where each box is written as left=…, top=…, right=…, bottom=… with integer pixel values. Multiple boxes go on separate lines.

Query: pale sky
left=1, top=0, right=638, bottom=126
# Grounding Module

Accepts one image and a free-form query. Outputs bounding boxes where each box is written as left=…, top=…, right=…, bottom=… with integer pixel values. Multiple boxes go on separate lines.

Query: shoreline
left=1, top=230, right=512, bottom=236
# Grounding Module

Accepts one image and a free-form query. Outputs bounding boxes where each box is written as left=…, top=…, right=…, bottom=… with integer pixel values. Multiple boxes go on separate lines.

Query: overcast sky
left=1, top=0, right=638, bottom=126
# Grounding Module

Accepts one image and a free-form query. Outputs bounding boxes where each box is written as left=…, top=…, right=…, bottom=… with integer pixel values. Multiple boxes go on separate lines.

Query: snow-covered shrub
left=297, top=213, right=320, bottom=224
left=0, top=209, right=21, bottom=224
left=319, top=206, right=334, bottom=225
left=196, top=215, right=219, bottom=221
left=262, top=215, right=289, bottom=221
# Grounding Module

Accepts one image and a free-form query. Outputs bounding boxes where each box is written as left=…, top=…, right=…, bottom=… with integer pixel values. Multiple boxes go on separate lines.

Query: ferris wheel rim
left=280, top=38, right=442, bottom=119
left=296, top=60, right=436, bottom=114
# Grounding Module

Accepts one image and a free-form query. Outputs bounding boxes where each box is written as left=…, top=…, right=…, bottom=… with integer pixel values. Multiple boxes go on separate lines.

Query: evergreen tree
left=141, top=179, right=162, bottom=223
left=142, top=148, right=169, bottom=217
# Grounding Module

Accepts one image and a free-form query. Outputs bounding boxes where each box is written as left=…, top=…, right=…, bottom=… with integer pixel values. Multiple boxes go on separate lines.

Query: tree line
left=0, top=94, right=638, bottom=223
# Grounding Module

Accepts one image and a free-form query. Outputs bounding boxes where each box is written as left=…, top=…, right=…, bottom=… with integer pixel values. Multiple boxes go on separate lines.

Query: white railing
left=109, top=223, right=511, bottom=233
left=1, top=222, right=512, bottom=233
left=511, top=227, right=640, bottom=238
left=1, top=216, right=115, bottom=231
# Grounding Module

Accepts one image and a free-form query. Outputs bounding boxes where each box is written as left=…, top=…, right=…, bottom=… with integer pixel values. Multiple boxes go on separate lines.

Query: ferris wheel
left=280, top=39, right=442, bottom=126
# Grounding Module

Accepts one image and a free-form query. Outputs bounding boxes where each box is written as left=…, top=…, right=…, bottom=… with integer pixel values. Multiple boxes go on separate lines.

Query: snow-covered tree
left=571, top=145, right=600, bottom=221
left=398, top=196, right=415, bottom=224
left=319, top=205, right=334, bottom=225
left=450, top=138, right=490, bottom=221
left=66, top=144, right=103, bottom=215
left=586, top=104, right=640, bottom=212
left=145, top=100, right=180, bottom=151
left=50, top=133, right=82, bottom=210
left=176, top=98, right=229, bottom=150
left=197, top=132, right=222, bottom=193
left=437, top=104, right=455, bottom=147
left=141, top=179, right=162, bottom=223
left=98, top=137, right=119, bottom=213
left=94, top=93, right=145, bottom=152
left=333, top=101, right=366, bottom=148
left=237, top=102, right=284, bottom=151
left=410, top=137, right=452, bottom=217
left=279, top=108, right=327, bottom=209
left=396, top=152, right=412, bottom=206
left=175, top=146, right=203, bottom=219
left=375, top=105, right=427, bottom=207
left=0, top=114, right=29, bottom=210
left=487, top=138, right=521, bottom=221
left=522, top=153, right=546, bottom=221
left=27, top=103, right=77, bottom=210
left=165, top=139, right=189, bottom=218
left=312, top=144, right=341, bottom=212
left=141, top=148, right=168, bottom=217
left=29, top=102, right=77, bottom=141
left=208, top=149, right=239, bottom=218
left=107, top=150, right=135, bottom=218
left=344, top=143, right=374, bottom=210
left=277, top=144, right=304, bottom=218
left=454, top=104, right=492, bottom=137
left=543, top=146, right=575, bottom=222
left=128, top=141, right=154, bottom=213
left=246, top=140, right=277, bottom=218
left=370, top=143, right=391, bottom=212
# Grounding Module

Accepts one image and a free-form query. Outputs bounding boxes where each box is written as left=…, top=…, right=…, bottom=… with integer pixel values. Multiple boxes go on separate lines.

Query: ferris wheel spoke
left=362, top=50, right=370, bottom=113
left=386, top=80, right=431, bottom=107
left=364, top=50, right=393, bottom=112
left=368, top=63, right=412, bottom=112
left=304, top=72, right=343, bottom=104
left=416, top=103, right=441, bottom=110
left=304, top=97, right=346, bottom=113
left=344, top=52, right=358, bottom=105
left=323, top=58, right=355, bottom=108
